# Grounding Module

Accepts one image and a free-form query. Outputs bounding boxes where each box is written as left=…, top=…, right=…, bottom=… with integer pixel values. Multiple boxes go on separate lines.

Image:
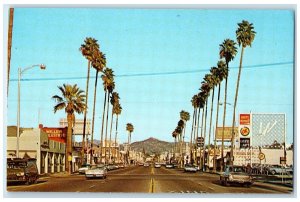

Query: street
left=6, top=165, right=293, bottom=195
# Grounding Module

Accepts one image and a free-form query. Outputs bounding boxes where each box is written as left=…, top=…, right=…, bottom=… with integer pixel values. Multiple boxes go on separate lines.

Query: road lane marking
left=149, top=178, right=154, bottom=193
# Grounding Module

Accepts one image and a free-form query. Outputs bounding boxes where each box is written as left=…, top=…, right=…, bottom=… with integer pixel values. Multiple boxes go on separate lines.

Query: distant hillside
left=130, top=137, right=174, bottom=155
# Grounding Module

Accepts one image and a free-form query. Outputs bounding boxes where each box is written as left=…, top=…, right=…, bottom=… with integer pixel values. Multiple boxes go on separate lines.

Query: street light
left=17, top=64, right=46, bottom=158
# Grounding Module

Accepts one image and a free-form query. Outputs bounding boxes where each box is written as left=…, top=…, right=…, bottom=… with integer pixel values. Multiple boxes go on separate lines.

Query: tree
left=190, top=95, right=199, bottom=164
left=180, top=110, right=190, bottom=167
left=90, top=49, right=106, bottom=164
left=52, top=84, right=86, bottom=174
left=109, top=92, right=120, bottom=163
left=126, top=123, right=134, bottom=164
left=230, top=20, right=256, bottom=165
left=80, top=37, right=100, bottom=164
left=199, top=82, right=211, bottom=171
left=219, top=39, right=237, bottom=171
left=213, top=60, right=226, bottom=172
left=113, top=102, right=122, bottom=163
left=204, top=71, right=218, bottom=171
left=100, top=68, right=115, bottom=163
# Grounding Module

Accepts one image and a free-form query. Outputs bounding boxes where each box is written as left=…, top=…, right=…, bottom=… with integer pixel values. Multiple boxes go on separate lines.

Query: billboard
left=215, top=127, right=238, bottom=141
left=240, top=138, right=250, bottom=149
left=251, top=113, right=286, bottom=147
left=42, top=127, right=67, bottom=143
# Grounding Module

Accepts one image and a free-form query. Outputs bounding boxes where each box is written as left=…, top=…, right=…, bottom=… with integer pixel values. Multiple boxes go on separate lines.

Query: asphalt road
left=6, top=165, right=293, bottom=195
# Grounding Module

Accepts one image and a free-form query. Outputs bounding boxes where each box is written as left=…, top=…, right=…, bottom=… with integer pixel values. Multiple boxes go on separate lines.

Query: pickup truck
left=7, top=158, right=39, bottom=185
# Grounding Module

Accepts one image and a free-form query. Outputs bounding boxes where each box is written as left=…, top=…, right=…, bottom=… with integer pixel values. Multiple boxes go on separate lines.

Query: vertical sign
left=239, top=113, right=252, bottom=149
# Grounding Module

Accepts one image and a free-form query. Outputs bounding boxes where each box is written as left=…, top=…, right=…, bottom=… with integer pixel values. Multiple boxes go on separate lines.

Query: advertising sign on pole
left=215, top=127, right=238, bottom=140
left=240, top=138, right=250, bottom=149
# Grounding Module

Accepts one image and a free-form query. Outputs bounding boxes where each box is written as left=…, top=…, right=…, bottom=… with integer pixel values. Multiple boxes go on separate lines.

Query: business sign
left=258, top=152, right=265, bottom=160
left=240, top=138, right=250, bottom=149
left=215, top=127, right=238, bottom=140
left=239, top=113, right=252, bottom=138
left=42, top=127, right=67, bottom=143
left=240, top=114, right=250, bottom=125
left=197, top=137, right=204, bottom=143
left=240, top=126, right=250, bottom=136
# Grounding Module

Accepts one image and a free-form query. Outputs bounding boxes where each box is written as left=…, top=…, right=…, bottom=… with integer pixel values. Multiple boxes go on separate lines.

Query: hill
left=130, top=137, right=174, bottom=155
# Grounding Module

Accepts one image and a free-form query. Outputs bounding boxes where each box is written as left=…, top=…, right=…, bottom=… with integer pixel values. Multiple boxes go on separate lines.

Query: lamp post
left=17, top=64, right=46, bottom=158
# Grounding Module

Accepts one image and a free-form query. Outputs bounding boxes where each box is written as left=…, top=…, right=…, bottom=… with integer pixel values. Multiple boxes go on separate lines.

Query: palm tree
left=172, top=130, right=178, bottom=159
left=230, top=20, right=256, bottom=165
left=180, top=110, right=190, bottom=166
left=90, top=49, right=106, bottom=164
left=219, top=39, right=237, bottom=171
left=199, top=82, right=211, bottom=171
left=190, top=95, right=199, bottom=164
left=113, top=102, right=122, bottom=163
left=126, top=123, right=134, bottom=164
left=213, top=60, right=226, bottom=172
left=203, top=71, right=217, bottom=171
left=109, top=92, right=120, bottom=163
left=100, top=68, right=115, bottom=164
left=52, top=84, right=86, bottom=174
left=80, top=37, right=100, bottom=164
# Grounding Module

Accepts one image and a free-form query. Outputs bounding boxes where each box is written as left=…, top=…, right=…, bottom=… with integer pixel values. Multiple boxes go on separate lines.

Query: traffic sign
left=258, top=152, right=265, bottom=160
left=197, top=137, right=204, bottom=143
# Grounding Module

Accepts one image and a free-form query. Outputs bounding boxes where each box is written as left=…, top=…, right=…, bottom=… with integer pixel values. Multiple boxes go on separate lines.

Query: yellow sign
left=215, top=127, right=238, bottom=140
left=258, top=153, right=265, bottom=160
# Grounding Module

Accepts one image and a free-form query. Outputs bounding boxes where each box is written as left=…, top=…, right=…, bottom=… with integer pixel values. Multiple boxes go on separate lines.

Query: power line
left=9, top=61, right=293, bottom=82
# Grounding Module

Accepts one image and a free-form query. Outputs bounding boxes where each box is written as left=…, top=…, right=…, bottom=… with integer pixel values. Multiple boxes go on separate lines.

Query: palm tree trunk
left=203, top=100, right=208, bottom=171
left=196, top=106, right=201, bottom=168
left=190, top=109, right=195, bottom=164
left=81, top=60, right=91, bottom=165
left=90, top=70, right=99, bottom=164
left=7, top=8, right=14, bottom=96
left=100, top=90, right=107, bottom=164
left=199, top=107, right=204, bottom=169
left=221, top=68, right=229, bottom=171
left=66, top=113, right=73, bottom=174
left=104, top=93, right=110, bottom=164
left=114, top=114, right=119, bottom=163
left=108, top=108, right=114, bottom=163
left=231, top=46, right=245, bottom=166
left=207, top=87, right=215, bottom=170
left=213, top=83, right=221, bottom=172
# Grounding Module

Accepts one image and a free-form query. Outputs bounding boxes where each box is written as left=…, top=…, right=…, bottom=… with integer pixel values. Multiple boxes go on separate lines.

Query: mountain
left=130, top=137, right=174, bottom=155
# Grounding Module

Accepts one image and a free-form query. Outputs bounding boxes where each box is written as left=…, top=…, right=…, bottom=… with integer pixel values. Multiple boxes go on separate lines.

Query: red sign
left=240, top=114, right=250, bottom=125
left=42, top=127, right=67, bottom=143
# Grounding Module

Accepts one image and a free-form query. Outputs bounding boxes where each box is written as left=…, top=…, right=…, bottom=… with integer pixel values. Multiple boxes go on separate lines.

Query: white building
left=7, top=126, right=66, bottom=174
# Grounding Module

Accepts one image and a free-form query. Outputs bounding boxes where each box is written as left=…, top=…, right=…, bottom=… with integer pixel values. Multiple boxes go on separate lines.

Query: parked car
left=154, top=163, right=161, bottom=168
left=85, top=164, right=107, bottom=179
left=143, top=162, right=150, bottom=167
left=220, top=165, right=254, bottom=187
left=106, top=164, right=118, bottom=171
left=138, top=162, right=144, bottom=166
left=267, top=165, right=291, bottom=175
left=165, top=163, right=174, bottom=169
left=7, top=158, right=39, bottom=185
left=78, top=164, right=91, bottom=174
left=184, top=164, right=197, bottom=173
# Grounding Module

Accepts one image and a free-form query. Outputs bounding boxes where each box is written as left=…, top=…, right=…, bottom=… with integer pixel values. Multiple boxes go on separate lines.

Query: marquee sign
left=42, top=127, right=67, bottom=143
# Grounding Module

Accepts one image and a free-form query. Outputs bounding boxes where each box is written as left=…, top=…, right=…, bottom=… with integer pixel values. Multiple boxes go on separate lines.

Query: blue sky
left=6, top=8, right=294, bottom=145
